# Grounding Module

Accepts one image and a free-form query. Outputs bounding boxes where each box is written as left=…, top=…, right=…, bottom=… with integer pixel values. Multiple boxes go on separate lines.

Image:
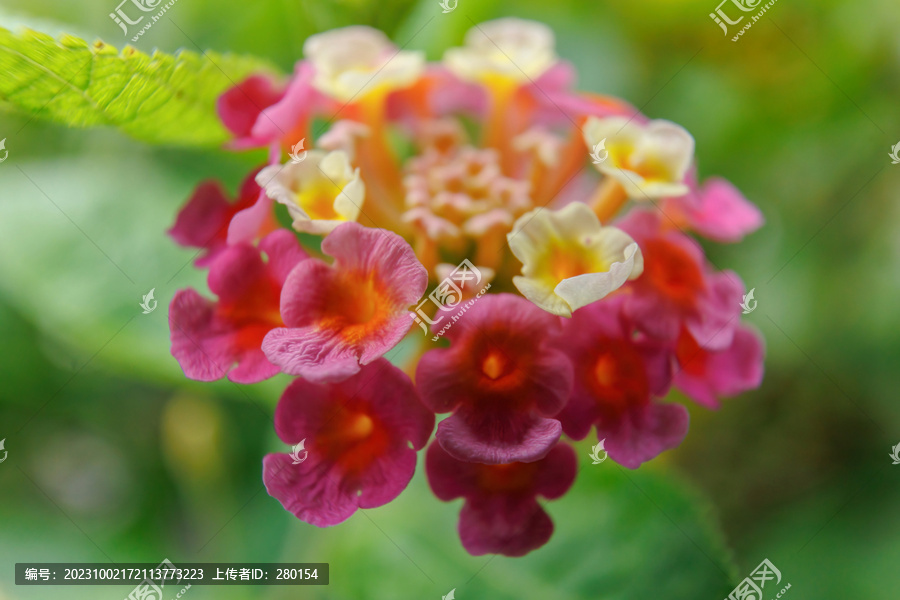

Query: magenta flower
left=217, top=74, right=286, bottom=150
left=674, top=325, right=765, bottom=409
left=618, top=209, right=744, bottom=350
left=416, top=293, right=573, bottom=464
left=661, top=171, right=764, bottom=243
left=169, top=230, right=308, bottom=383
left=217, top=64, right=326, bottom=151
left=554, top=296, right=688, bottom=469
left=264, top=359, right=434, bottom=526
left=168, top=167, right=278, bottom=267
left=262, top=222, right=428, bottom=383
left=426, top=440, right=577, bottom=556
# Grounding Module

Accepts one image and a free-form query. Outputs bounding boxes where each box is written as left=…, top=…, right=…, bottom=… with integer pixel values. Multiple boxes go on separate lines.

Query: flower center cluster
left=403, top=126, right=531, bottom=242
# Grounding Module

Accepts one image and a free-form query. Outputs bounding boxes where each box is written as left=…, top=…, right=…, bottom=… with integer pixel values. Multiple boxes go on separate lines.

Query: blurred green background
left=1, top=0, right=898, bottom=598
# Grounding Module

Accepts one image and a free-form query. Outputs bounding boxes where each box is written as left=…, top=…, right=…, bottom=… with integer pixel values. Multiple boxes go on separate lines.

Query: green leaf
left=0, top=27, right=280, bottom=147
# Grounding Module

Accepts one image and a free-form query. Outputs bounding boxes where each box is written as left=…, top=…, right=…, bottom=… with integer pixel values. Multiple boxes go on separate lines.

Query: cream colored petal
left=293, top=218, right=343, bottom=235
left=334, top=172, right=364, bottom=221
left=257, top=162, right=315, bottom=212
left=303, top=26, right=393, bottom=66
left=513, top=275, right=573, bottom=317
left=334, top=51, right=425, bottom=99
left=582, top=116, right=640, bottom=148
left=286, top=206, right=314, bottom=229
left=304, top=26, right=423, bottom=100
left=507, top=203, right=601, bottom=269
left=554, top=242, right=641, bottom=313
left=444, top=18, right=556, bottom=82
left=318, top=150, right=352, bottom=183
left=632, top=120, right=694, bottom=183
left=590, top=229, right=644, bottom=278
left=611, top=169, right=689, bottom=199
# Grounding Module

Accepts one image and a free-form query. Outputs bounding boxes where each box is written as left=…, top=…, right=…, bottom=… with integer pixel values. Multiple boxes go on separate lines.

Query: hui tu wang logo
left=740, top=288, right=757, bottom=314
left=589, top=439, right=608, bottom=464
left=709, top=0, right=780, bottom=41
left=590, top=138, right=608, bottom=164
left=442, top=589, right=456, bottom=600
left=289, top=139, right=308, bottom=164
left=889, top=142, right=900, bottom=165
left=890, top=443, right=900, bottom=465
left=410, top=259, right=492, bottom=342
left=438, top=0, right=458, bottom=13
left=0, top=138, right=8, bottom=163
left=110, top=0, right=181, bottom=42
left=0, top=438, right=7, bottom=464
left=727, top=559, right=789, bottom=600
left=290, top=439, right=309, bottom=465
left=140, top=288, right=158, bottom=314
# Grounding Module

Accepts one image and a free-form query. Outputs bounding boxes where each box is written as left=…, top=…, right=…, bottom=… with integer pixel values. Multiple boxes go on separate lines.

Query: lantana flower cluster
left=168, top=18, right=764, bottom=557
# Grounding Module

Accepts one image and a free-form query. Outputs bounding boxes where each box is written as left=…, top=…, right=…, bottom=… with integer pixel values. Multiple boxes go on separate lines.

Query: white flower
left=257, top=150, right=363, bottom=234
left=444, top=18, right=557, bottom=85
left=507, top=202, right=643, bottom=317
left=583, top=116, right=695, bottom=198
left=303, top=26, right=424, bottom=102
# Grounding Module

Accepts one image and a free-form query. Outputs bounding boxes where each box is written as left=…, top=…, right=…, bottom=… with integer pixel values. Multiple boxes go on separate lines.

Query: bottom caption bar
left=15, top=561, right=329, bottom=586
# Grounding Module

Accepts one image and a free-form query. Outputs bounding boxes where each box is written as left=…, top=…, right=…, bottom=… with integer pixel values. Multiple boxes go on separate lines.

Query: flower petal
left=436, top=413, right=562, bottom=464
left=599, top=403, right=689, bottom=469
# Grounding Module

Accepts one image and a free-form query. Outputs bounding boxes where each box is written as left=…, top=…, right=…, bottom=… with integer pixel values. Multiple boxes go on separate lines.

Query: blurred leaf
left=0, top=27, right=279, bottom=147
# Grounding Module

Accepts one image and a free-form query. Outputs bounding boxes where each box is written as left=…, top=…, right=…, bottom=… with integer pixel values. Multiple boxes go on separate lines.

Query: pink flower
left=618, top=209, right=744, bottom=350
left=426, top=440, right=577, bottom=556
left=168, top=167, right=277, bottom=266
left=169, top=230, right=308, bottom=383
left=218, top=64, right=326, bottom=150
left=264, top=359, right=434, bottom=527
left=554, top=296, right=688, bottom=469
left=217, top=75, right=286, bottom=149
left=674, top=325, right=765, bottom=409
left=661, top=171, right=764, bottom=243
left=415, top=293, right=573, bottom=464
left=262, top=222, right=428, bottom=382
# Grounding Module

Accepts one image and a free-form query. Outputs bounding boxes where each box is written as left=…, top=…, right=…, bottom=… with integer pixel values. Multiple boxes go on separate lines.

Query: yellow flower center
left=297, top=179, right=342, bottom=220
left=481, top=350, right=508, bottom=380
left=544, top=242, right=606, bottom=283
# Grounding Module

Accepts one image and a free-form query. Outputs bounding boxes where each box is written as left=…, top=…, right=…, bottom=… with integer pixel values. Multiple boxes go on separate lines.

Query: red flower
left=674, top=325, right=765, bottom=409
left=169, top=230, right=307, bottom=383
left=264, top=360, right=434, bottom=526
left=426, top=441, right=577, bottom=556
left=416, top=293, right=572, bottom=464
left=618, top=209, right=744, bottom=350
left=168, top=167, right=277, bottom=266
left=554, top=296, right=688, bottom=469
